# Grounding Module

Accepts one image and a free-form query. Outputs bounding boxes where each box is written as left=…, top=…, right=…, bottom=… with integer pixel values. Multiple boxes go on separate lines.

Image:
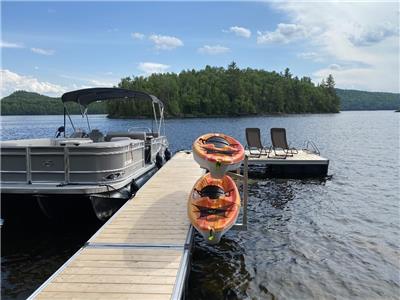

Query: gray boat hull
left=1, top=136, right=169, bottom=221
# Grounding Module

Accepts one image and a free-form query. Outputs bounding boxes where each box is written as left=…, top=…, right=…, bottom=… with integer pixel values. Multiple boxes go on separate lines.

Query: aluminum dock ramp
left=28, top=151, right=204, bottom=300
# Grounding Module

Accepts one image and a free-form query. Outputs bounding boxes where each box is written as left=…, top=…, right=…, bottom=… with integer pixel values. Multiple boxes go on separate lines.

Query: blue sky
left=1, top=1, right=399, bottom=97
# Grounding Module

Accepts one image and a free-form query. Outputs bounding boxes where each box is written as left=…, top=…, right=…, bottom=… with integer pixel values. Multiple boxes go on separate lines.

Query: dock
left=27, top=147, right=324, bottom=299
left=245, top=149, right=329, bottom=177
left=28, top=151, right=204, bottom=300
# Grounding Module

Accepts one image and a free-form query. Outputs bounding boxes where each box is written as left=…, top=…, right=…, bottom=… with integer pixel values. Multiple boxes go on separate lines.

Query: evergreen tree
left=1, top=64, right=345, bottom=116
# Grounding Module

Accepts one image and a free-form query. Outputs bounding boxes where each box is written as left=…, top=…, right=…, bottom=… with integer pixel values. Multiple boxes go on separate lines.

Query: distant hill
left=0, top=90, right=107, bottom=115
left=337, top=88, right=400, bottom=111
left=1, top=87, right=399, bottom=116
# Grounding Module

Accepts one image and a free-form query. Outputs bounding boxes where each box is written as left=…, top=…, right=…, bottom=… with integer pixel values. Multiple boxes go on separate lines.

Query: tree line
left=107, top=62, right=340, bottom=118
left=337, top=89, right=400, bottom=111
left=0, top=90, right=107, bottom=115
left=3, top=65, right=399, bottom=116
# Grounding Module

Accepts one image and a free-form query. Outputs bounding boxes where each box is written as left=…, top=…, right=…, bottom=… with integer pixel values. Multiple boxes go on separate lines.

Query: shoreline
left=1, top=109, right=398, bottom=118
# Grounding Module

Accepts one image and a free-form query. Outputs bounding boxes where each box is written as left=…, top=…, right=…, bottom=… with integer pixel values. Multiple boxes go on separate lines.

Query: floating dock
left=245, top=149, right=329, bottom=178
left=28, top=148, right=326, bottom=299
left=28, top=151, right=204, bottom=300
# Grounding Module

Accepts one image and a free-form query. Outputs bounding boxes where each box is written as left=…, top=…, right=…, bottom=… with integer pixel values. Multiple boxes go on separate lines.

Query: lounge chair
left=245, top=128, right=269, bottom=157
left=269, top=128, right=298, bottom=158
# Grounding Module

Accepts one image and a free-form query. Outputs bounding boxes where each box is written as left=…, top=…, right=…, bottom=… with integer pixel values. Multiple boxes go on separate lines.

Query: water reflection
left=189, top=235, right=250, bottom=300
left=1, top=207, right=101, bottom=300
left=1, top=112, right=399, bottom=299
left=189, top=178, right=334, bottom=300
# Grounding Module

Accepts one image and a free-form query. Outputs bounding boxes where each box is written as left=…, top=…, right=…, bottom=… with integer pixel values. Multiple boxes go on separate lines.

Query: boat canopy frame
left=60, top=87, right=165, bottom=137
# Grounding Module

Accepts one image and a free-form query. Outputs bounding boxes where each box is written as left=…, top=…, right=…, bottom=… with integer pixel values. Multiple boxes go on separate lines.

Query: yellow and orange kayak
left=188, top=173, right=240, bottom=244
left=192, top=133, right=244, bottom=178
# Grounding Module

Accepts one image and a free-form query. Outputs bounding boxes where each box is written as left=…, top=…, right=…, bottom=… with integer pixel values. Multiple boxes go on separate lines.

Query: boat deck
left=246, top=149, right=328, bottom=164
left=245, top=149, right=329, bottom=177
left=29, top=151, right=204, bottom=300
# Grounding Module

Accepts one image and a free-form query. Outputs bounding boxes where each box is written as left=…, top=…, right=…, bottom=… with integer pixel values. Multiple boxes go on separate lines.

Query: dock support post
left=230, top=155, right=248, bottom=231
left=243, top=155, right=248, bottom=229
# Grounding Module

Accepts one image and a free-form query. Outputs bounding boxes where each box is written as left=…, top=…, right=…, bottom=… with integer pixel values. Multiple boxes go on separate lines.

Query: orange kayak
left=188, top=173, right=240, bottom=244
left=192, top=133, right=244, bottom=178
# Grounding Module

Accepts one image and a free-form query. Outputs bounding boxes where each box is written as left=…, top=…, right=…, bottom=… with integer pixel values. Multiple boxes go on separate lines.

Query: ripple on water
left=189, top=176, right=399, bottom=299
left=2, top=112, right=399, bottom=299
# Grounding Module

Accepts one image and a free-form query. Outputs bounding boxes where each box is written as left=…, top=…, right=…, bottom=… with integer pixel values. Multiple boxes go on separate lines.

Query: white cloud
left=149, top=34, right=183, bottom=50
left=271, top=1, right=400, bottom=92
left=313, top=65, right=392, bottom=92
left=88, top=79, right=115, bottom=87
left=297, top=52, right=323, bottom=62
left=349, top=22, right=398, bottom=47
left=328, top=64, right=342, bottom=71
left=1, top=41, right=24, bottom=48
left=257, top=23, right=313, bottom=44
left=59, top=74, right=116, bottom=87
left=229, top=26, right=251, bottom=38
left=70, top=83, right=92, bottom=90
left=131, top=32, right=145, bottom=40
left=198, top=45, right=230, bottom=55
left=31, top=48, right=55, bottom=56
left=0, top=69, right=66, bottom=97
left=137, top=62, right=170, bottom=75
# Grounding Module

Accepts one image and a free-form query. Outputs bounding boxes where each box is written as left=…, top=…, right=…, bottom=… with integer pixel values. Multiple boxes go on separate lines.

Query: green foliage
left=1, top=90, right=107, bottom=115
left=336, top=89, right=400, bottom=111
left=107, top=63, right=340, bottom=118
left=5, top=64, right=374, bottom=117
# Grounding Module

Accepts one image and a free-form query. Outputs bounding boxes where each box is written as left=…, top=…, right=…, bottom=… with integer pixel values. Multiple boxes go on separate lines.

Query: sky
left=1, top=1, right=399, bottom=97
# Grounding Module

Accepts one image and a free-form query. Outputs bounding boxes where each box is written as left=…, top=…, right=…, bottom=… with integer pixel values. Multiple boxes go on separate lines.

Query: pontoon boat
left=0, top=88, right=170, bottom=221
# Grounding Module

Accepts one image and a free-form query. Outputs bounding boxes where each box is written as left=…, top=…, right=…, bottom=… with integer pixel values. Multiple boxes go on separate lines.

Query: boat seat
left=144, top=132, right=159, bottom=139
left=109, top=137, right=131, bottom=142
left=70, top=130, right=87, bottom=138
left=89, top=129, right=104, bottom=143
left=57, top=139, right=93, bottom=146
left=105, top=131, right=146, bottom=142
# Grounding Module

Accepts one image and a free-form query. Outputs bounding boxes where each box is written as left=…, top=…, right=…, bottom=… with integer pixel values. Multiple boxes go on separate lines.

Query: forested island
left=109, top=63, right=340, bottom=117
left=1, top=63, right=399, bottom=116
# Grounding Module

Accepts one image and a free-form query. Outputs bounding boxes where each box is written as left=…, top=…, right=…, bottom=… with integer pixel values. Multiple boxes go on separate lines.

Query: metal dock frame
left=27, top=152, right=204, bottom=300
left=230, top=155, right=249, bottom=231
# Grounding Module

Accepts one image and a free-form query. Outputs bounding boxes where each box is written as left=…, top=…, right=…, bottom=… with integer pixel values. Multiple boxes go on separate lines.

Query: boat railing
left=128, top=127, right=152, bottom=133
left=303, top=140, right=320, bottom=155
left=1, top=140, right=145, bottom=185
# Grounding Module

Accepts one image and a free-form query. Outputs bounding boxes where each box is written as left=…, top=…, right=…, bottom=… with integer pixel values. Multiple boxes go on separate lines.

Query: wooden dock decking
left=245, top=149, right=329, bottom=177
left=29, top=151, right=204, bottom=300
left=245, top=149, right=328, bottom=164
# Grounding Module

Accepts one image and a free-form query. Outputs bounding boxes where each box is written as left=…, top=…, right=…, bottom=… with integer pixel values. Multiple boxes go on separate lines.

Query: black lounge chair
left=269, top=128, right=298, bottom=158
left=245, top=128, right=269, bottom=157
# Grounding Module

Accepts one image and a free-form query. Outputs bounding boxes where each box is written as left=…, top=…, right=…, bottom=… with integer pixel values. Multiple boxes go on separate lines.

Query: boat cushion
left=105, top=131, right=146, bottom=141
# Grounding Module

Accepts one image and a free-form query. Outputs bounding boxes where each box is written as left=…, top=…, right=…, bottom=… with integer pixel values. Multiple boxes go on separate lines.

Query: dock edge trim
left=26, top=247, right=85, bottom=300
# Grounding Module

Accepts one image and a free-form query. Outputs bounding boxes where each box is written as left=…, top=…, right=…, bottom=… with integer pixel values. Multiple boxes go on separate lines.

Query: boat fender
left=130, top=180, right=140, bottom=194
left=156, top=153, right=163, bottom=169
left=164, top=148, right=172, bottom=161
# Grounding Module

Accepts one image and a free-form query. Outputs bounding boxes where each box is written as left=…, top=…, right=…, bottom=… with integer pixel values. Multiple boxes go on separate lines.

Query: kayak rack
left=229, top=155, right=249, bottom=231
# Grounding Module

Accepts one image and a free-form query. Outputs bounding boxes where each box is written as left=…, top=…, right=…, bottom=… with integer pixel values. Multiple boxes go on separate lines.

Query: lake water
left=1, top=111, right=399, bottom=299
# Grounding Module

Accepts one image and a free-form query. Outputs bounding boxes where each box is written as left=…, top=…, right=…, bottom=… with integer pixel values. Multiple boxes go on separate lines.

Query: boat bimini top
left=60, top=87, right=165, bottom=137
